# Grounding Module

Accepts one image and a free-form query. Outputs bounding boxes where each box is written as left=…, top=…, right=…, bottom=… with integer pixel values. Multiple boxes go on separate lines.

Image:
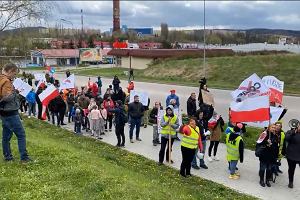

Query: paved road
left=56, top=120, right=299, bottom=200
left=51, top=73, right=299, bottom=131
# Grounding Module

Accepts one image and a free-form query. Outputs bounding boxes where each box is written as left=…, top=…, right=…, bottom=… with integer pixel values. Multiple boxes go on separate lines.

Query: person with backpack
left=256, top=124, right=279, bottom=187
left=0, top=63, right=31, bottom=162
left=108, top=100, right=127, bottom=147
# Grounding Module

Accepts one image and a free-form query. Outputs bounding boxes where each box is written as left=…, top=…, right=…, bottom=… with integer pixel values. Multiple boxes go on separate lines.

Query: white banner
left=60, top=74, right=75, bottom=90
left=34, top=73, right=46, bottom=82
left=246, top=106, right=284, bottom=128
left=262, top=75, right=284, bottom=104
left=129, top=90, right=149, bottom=106
left=157, top=109, right=165, bottom=133
left=231, top=73, right=269, bottom=101
left=13, top=78, right=32, bottom=97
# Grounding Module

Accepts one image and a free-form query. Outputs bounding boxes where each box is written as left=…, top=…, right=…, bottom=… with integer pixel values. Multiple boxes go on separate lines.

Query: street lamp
left=60, top=18, right=78, bottom=69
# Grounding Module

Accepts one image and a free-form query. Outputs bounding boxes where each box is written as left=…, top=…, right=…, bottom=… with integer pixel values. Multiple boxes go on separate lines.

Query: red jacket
left=103, top=99, right=115, bottom=116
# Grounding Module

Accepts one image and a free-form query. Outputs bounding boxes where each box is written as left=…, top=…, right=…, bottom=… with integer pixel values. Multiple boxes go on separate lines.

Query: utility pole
left=81, top=9, right=83, bottom=35
left=203, top=0, right=206, bottom=78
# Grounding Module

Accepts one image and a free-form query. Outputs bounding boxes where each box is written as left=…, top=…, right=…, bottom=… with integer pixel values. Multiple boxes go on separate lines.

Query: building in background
left=31, top=49, right=79, bottom=66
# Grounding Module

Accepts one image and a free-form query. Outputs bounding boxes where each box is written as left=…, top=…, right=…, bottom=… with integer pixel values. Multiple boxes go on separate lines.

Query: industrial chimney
left=113, top=0, right=120, bottom=32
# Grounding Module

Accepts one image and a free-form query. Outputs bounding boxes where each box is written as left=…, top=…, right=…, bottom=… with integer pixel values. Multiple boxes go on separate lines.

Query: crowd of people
left=0, top=63, right=299, bottom=190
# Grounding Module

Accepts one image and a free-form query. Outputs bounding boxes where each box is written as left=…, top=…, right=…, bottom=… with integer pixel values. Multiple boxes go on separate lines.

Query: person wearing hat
left=226, top=123, right=244, bottom=180
left=166, top=90, right=179, bottom=108
left=158, top=105, right=179, bottom=165
left=108, top=100, right=127, bottom=147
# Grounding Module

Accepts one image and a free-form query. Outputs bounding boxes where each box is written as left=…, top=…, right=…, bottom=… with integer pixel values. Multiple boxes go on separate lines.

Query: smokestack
left=113, top=0, right=120, bottom=32
left=81, top=9, right=83, bottom=35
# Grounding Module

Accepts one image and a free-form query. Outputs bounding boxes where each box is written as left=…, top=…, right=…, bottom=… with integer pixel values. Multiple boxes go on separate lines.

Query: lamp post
left=60, top=19, right=78, bottom=69
left=203, top=0, right=206, bottom=78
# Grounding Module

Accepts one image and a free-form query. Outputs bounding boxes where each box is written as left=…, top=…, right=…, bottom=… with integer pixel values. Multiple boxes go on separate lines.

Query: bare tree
left=160, top=23, right=169, bottom=41
left=0, top=1, right=53, bottom=32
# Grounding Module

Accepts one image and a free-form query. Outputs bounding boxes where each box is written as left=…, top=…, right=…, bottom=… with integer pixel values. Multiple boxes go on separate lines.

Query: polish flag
left=262, top=76, right=284, bottom=105
left=230, top=95, right=270, bottom=123
left=35, top=80, right=46, bottom=92
left=38, top=84, right=59, bottom=120
left=59, top=74, right=75, bottom=90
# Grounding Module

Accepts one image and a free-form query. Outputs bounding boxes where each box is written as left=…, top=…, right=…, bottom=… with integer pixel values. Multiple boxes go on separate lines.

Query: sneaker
left=288, top=182, right=293, bottom=189
left=144, top=125, right=147, bottom=128
left=105, top=129, right=108, bottom=132
left=28, top=116, right=31, bottom=119
left=153, top=143, right=157, bottom=146
left=136, top=138, right=142, bottom=141
left=130, top=139, right=134, bottom=143
left=260, top=180, right=266, bottom=187
left=200, top=164, right=208, bottom=169
left=98, top=137, right=103, bottom=140
left=192, top=165, right=200, bottom=170
left=120, top=144, right=125, bottom=148
left=234, top=172, right=240, bottom=177
left=4, top=157, right=14, bottom=162
left=266, top=181, right=271, bottom=187
left=109, top=129, right=112, bottom=132
left=61, top=123, right=67, bottom=126
left=20, top=157, right=33, bottom=164
left=229, top=174, right=240, bottom=180
left=213, top=156, right=219, bottom=161
left=208, top=157, right=213, bottom=162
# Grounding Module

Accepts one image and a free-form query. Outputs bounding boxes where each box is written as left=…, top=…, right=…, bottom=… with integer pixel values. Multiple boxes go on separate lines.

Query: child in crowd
left=90, top=105, right=103, bottom=140
left=74, top=109, right=83, bottom=134
left=99, top=103, right=107, bottom=135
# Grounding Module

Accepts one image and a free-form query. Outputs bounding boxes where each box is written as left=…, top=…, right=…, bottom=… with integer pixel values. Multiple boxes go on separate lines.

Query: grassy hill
left=71, top=53, right=300, bottom=95
left=0, top=118, right=256, bottom=200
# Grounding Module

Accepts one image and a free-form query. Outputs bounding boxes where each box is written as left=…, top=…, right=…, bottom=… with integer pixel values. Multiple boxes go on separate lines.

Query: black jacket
left=187, top=96, right=197, bottom=117
left=109, top=105, right=126, bottom=126
left=128, top=102, right=144, bottom=119
left=256, top=132, right=278, bottom=163
left=284, top=130, right=300, bottom=162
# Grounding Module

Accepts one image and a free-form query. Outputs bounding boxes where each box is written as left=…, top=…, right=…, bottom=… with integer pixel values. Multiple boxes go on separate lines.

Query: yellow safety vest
left=226, top=134, right=242, bottom=161
left=181, top=126, right=200, bottom=149
left=160, top=115, right=177, bottom=136
left=278, top=131, right=285, bottom=159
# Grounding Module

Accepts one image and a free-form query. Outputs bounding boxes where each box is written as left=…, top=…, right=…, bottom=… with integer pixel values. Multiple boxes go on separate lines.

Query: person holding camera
left=283, top=122, right=300, bottom=189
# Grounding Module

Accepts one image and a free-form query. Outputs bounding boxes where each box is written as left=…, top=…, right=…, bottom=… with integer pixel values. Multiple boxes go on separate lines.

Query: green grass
left=71, top=54, right=300, bottom=95
left=0, top=118, right=256, bottom=200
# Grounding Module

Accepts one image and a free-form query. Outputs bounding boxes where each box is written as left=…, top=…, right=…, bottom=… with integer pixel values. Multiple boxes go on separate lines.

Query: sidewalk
left=57, top=120, right=299, bottom=200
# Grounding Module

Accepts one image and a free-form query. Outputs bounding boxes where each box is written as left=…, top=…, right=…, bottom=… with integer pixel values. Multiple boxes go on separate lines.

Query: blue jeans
left=28, top=103, right=36, bottom=116
left=1, top=115, right=29, bottom=160
left=192, top=140, right=206, bottom=166
left=129, top=117, right=141, bottom=139
left=229, top=160, right=238, bottom=175
left=74, top=122, right=81, bottom=134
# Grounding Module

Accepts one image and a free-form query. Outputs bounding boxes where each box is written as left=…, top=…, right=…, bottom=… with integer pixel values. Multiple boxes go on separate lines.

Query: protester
left=256, top=124, right=279, bottom=187
left=0, top=63, right=31, bottom=162
left=99, top=103, right=107, bottom=135
left=192, top=109, right=210, bottom=169
left=274, top=121, right=285, bottom=174
left=74, top=109, right=83, bottom=134
left=142, top=98, right=150, bottom=128
left=103, top=96, right=115, bottom=132
left=35, top=86, right=44, bottom=120
left=149, top=102, right=162, bottom=146
left=158, top=105, right=179, bottom=165
left=180, top=117, right=203, bottom=177
left=128, top=95, right=144, bottom=143
left=108, top=100, right=126, bottom=147
left=282, top=123, right=300, bottom=189
left=67, top=93, right=75, bottom=123
left=129, top=69, right=134, bottom=81
left=66, top=69, right=71, bottom=78
left=187, top=92, right=197, bottom=117
left=207, top=111, right=224, bottom=162
left=166, top=89, right=179, bottom=108
left=26, top=89, right=36, bottom=118
left=127, top=81, right=134, bottom=93
left=19, top=94, right=27, bottom=114
left=96, top=76, right=102, bottom=95
left=226, top=123, right=244, bottom=180
left=90, top=105, right=102, bottom=139
left=112, top=75, right=121, bottom=93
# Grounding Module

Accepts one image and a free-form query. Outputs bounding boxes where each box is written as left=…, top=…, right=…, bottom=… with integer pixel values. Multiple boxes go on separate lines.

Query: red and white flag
left=230, top=95, right=270, bottom=123
left=38, top=84, right=59, bottom=120
left=231, top=73, right=270, bottom=101
left=35, top=80, right=46, bottom=92
left=262, top=76, right=284, bottom=105
left=59, top=74, right=75, bottom=90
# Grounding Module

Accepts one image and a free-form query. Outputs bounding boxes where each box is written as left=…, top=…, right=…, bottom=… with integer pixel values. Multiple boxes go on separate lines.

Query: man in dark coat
left=187, top=92, right=197, bottom=117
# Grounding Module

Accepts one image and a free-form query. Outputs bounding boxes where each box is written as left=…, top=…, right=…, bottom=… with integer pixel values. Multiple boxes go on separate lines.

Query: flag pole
left=168, top=116, right=171, bottom=165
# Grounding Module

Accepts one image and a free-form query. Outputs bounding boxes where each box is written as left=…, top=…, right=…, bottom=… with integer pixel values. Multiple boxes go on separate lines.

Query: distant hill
left=245, top=28, right=300, bottom=37
left=0, top=26, right=47, bottom=37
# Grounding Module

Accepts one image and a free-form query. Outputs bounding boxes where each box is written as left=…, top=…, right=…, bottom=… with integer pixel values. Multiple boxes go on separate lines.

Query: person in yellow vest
left=226, top=123, right=244, bottom=180
left=274, top=121, right=285, bottom=174
left=158, top=105, right=179, bottom=165
left=180, top=117, right=203, bottom=177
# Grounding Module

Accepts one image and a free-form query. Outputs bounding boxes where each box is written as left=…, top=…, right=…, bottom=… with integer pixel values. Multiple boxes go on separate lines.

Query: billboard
left=79, top=48, right=102, bottom=62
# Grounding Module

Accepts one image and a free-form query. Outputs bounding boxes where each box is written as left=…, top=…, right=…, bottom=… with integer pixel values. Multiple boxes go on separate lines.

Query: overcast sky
left=42, top=1, right=300, bottom=31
